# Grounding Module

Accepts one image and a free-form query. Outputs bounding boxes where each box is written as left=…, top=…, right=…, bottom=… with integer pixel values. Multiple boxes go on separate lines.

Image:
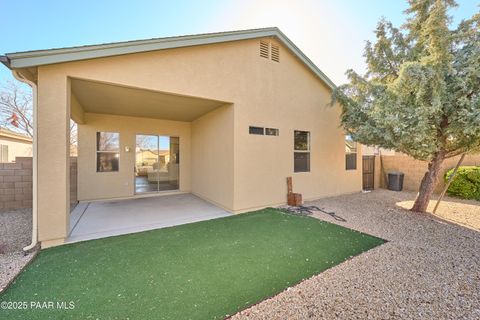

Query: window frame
left=96, top=132, right=120, bottom=173
left=265, top=128, right=279, bottom=136
left=294, top=130, right=311, bottom=173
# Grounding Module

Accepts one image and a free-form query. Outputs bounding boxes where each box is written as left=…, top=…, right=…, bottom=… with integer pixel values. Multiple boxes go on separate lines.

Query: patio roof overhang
left=70, top=78, right=230, bottom=123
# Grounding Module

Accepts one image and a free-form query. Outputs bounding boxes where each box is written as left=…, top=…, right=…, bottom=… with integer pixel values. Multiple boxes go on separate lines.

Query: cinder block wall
left=378, top=154, right=480, bottom=193
left=0, top=157, right=77, bottom=210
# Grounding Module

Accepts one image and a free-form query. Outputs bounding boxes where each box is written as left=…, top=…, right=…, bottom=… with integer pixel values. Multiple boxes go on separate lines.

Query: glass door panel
left=165, top=137, right=179, bottom=190
left=135, top=135, right=179, bottom=194
left=135, top=135, right=159, bottom=193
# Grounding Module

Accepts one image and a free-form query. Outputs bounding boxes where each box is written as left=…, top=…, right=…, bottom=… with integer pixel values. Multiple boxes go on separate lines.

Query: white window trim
left=345, top=136, right=358, bottom=171
left=294, top=130, right=311, bottom=173
left=294, top=130, right=310, bottom=152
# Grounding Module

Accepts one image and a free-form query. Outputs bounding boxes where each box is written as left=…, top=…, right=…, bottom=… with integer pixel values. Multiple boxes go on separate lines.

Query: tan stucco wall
left=77, top=113, right=191, bottom=201
left=35, top=36, right=362, bottom=244
left=0, top=137, right=32, bottom=162
left=70, top=93, right=85, bottom=124
left=232, top=38, right=361, bottom=211
left=191, top=105, right=234, bottom=210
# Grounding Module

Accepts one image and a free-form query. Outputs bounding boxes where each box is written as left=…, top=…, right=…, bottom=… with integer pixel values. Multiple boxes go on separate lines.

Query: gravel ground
left=232, top=189, right=480, bottom=320
left=397, top=194, right=480, bottom=231
left=0, top=208, right=37, bottom=293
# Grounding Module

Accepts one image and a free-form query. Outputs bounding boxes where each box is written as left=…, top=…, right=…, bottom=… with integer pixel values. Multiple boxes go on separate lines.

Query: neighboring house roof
left=0, top=128, right=32, bottom=143
left=136, top=149, right=170, bottom=157
left=0, top=27, right=336, bottom=89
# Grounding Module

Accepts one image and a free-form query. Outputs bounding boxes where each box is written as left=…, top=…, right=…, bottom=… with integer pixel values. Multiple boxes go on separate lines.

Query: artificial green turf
left=0, top=208, right=384, bottom=319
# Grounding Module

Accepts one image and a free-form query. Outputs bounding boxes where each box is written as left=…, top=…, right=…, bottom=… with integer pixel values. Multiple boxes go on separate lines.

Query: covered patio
left=60, top=77, right=236, bottom=247
left=5, top=34, right=237, bottom=248
left=68, top=193, right=231, bottom=243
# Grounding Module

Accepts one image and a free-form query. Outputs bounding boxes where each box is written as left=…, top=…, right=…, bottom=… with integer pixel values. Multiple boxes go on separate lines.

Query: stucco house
left=1, top=28, right=361, bottom=248
left=0, top=128, right=32, bottom=162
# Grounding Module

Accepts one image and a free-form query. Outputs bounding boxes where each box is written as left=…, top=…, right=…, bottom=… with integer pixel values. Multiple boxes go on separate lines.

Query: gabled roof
left=1, top=27, right=336, bottom=89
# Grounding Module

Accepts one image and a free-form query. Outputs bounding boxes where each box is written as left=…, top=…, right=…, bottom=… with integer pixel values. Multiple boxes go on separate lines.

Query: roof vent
left=260, top=41, right=280, bottom=62
left=271, top=44, right=280, bottom=62
left=260, top=41, right=269, bottom=59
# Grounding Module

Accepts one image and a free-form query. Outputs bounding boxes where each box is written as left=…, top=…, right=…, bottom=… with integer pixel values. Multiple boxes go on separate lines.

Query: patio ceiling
left=71, top=78, right=228, bottom=122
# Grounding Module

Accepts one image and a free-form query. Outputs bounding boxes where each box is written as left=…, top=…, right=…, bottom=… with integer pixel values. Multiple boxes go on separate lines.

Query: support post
left=37, top=74, right=71, bottom=247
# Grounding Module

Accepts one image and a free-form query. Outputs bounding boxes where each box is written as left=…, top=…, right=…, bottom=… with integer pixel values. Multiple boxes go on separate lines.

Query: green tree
left=332, top=0, right=480, bottom=212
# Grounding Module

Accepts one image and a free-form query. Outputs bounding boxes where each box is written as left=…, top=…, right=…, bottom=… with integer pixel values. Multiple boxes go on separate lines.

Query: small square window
left=249, top=126, right=264, bottom=135
left=294, top=152, right=310, bottom=172
left=346, top=153, right=357, bottom=170
left=265, top=128, right=279, bottom=136
left=97, top=132, right=119, bottom=151
left=97, top=152, right=119, bottom=172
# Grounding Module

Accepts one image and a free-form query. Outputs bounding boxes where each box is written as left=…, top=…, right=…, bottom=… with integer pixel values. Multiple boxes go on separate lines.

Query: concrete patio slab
left=67, top=193, right=231, bottom=243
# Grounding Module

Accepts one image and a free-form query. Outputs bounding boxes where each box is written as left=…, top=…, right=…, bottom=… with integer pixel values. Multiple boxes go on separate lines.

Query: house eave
left=4, top=27, right=336, bottom=89
left=0, top=55, right=10, bottom=68
left=0, top=130, right=32, bottom=143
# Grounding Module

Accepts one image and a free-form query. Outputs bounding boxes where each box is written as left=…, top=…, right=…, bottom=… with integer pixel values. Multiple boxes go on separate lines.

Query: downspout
left=12, top=70, right=38, bottom=252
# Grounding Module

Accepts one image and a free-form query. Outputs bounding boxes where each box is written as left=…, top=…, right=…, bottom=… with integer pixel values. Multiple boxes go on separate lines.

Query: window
left=294, top=130, right=310, bottom=172
left=0, top=144, right=8, bottom=163
left=345, top=135, right=357, bottom=170
left=265, top=128, right=279, bottom=136
left=249, top=126, right=264, bottom=135
left=96, top=132, right=119, bottom=172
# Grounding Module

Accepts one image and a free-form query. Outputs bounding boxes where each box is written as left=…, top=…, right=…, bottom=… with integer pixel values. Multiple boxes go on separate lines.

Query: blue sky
left=0, top=0, right=477, bottom=85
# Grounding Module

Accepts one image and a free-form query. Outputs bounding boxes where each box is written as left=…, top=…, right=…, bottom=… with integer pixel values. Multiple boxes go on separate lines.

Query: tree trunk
left=411, top=151, right=446, bottom=213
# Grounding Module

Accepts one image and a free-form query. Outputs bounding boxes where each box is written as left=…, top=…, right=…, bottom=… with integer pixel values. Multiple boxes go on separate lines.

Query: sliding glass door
left=135, top=135, right=179, bottom=193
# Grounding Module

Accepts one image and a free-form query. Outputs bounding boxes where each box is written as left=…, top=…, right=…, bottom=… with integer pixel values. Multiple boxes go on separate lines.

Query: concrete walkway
left=68, top=193, right=231, bottom=243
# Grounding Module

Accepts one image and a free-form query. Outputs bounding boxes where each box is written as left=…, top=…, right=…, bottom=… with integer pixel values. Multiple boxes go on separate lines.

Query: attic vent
left=271, top=44, right=280, bottom=62
left=260, top=41, right=270, bottom=59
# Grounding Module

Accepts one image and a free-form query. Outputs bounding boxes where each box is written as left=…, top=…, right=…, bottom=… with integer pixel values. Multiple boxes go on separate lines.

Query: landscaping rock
left=0, top=208, right=37, bottom=293
left=232, top=190, right=480, bottom=320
